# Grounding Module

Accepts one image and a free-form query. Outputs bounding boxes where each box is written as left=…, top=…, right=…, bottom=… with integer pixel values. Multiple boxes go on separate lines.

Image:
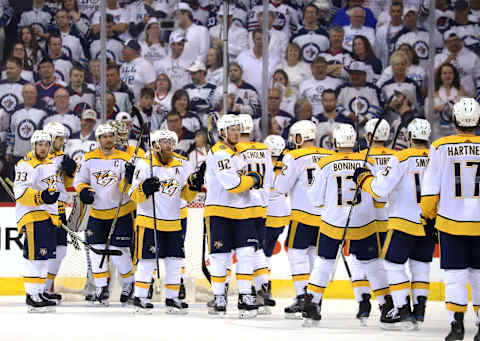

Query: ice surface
left=0, top=297, right=477, bottom=341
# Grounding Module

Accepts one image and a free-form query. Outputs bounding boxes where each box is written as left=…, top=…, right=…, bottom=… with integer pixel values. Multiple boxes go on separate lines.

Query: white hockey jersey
left=266, top=157, right=291, bottom=228
left=73, top=148, right=135, bottom=220
left=42, top=113, right=81, bottom=136
left=172, top=24, right=210, bottom=65
left=336, top=82, right=383, bottom=122
left=52, top=57, right=74, bottom=84
left=0, top=79, right=28, bottom=114
left=204, top=141, right=264, bottom=219
left=64, top=131, right=98, bottom=165
left=19, top=7, right=52, bottom=36
left=308, top=152, right=379, bottom=240
left=47, top=150, right=74, bottom=213
left=299, top=76, right=344, bottom=115
left=275, top=146, right=333, bottom=226
left=291, top=27, right=330, bottom=64
left=8, top=106, right=47, bottom=157
left=90, top=38, right=125, bottom=65
left=153, top=56, right=191, bottom=92
left=209, top=22, right=249, bottom=59
left=172, top=152, right=193, bottom=220
left=15, top=156, right=59, bottom=231
left=395, top=28, right=442, bottom=69
left=120, top=56, right=156, bottom=101
left=362, top=148, right=429, bottom=236
left=421, top=135, right=480, bottom=236
left=67, top=86, right=96, bottom=117
left=60, top=32, right=85, bottom=64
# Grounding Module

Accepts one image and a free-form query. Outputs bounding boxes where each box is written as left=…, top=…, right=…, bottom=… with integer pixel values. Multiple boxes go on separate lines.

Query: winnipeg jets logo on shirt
left=17, top=119, right=36, bottom=140
left=1, top=93, right=19, bottom=113
left=41, top=175, right=57, bottom=191
left=93, top=170, right=118, bottom=187
left=413, top=41, right=429, bottom=59
left=302, top=43, right=320, bottom=63
left=349, top=96, right=369, bottom=115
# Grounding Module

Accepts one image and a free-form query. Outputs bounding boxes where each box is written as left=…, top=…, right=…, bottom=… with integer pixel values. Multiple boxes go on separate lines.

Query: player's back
left=275, top=146, right=333, bottom=226
left=422, top=135, right=480, bottom=235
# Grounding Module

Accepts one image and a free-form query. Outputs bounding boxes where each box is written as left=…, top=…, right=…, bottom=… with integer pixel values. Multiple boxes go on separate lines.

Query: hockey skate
left=238, top=294, right=259, bottom=319
left=89, top=286, right=109, bottom=307
left=445, top=312, right=465, bottom=341
left=165, top=298, right=188, bottom=315
left=207, top=284, right=229, bottom=309
left=284, top=294, right=306, bottom=319
left=412, top=296, right=427, bottom=330
left=26, top=294, right=54, bottom=313
left=356, top=294, right=371, bottom=326
left=120, top=282, right=134, bottom=306
left=133, top=296, right=154, bottom=314
left=43, top=291, right=62, bottom=305
left=302, top=294, right=321, bottom=327
left=208, top=295, right=227, bottom=316
left=474, top=325, right=480, bottom=341
left=256, top=282, right=276, bottom=315
left=38, top=293, right=57, bottom=312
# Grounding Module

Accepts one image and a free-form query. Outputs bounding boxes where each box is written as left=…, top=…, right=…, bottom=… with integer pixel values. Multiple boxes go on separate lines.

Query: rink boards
left=0, top=204, right=455, bottom=300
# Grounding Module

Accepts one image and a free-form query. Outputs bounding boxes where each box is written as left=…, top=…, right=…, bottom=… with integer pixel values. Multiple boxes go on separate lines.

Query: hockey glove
left=352, top=167, right=372, bottom=186
left=79, top=188, right=95, bottom=205
left=41, top=190, right=60, bottom=204
left=420, top=215, right=438, bottom=243
left=125, top=162, right=135, bottom=184
left=142, top=177, right=161, bottom=197
left=61, top=155, right=77, bottom=178
left=188, top=162, right=206, bottom=192
left=246, top=171, right=263, bottom=189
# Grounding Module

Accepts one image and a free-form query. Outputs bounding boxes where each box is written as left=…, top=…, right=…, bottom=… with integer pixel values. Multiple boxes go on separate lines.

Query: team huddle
left=14, top=97, right=480, bottom=341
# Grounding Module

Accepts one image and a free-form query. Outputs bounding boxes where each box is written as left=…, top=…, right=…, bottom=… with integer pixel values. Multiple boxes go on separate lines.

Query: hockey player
left=42, top=121, right=77, bottom=303
left=354, top=118, right=434, bottom=329
left=420, top=97, right=480, bottom=341
left=73, top=124, right=136, bottom=306
left=15, top=130, right=59, bottom=312
left=303, top=123, right=391, bottom=326
left=109, top=119, right=145, bottom=160
left=204, top=114, right=264, bottom=318
left=274, top=120, right=333, bottom=319
left=236, top=114, right=274, bottom=313
left=129, top=129, right=198, bottom=313
left=262, top=134, right=290, bottom=305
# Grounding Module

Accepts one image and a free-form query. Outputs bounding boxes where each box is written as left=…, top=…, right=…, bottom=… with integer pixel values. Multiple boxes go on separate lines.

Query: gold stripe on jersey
left=373, top=200, right=386, bottom=208
left=227, top=175, right=255, bottom=194
left=84, top=148, right=131, bottom=162
left=287, top=221, right=299, bottom=248
left=289, top=146, right=332, bottom=160
left=136, top=215, right=181, bottom=231
left=211, top=141, right=235, bottom=156
left=90, top=201, right=136, bottom=220
left=373, top=287, right=390, bottom=297
left=420, top=194, right=439, bottom=219
left=291, top=209, right=322, bottom=226
left=203, top=205, right=266, bottom=219
left=235, top=141, right=269, bottom=153
left=180, top=207, right=188, bottom=219
left=317, top=152, right=375, bottom=169
left=435, top=214, right=480, bottom=236
left=266, top=215, right=290, bottom=228
left=388, top=217, right=425, bottom=236
left=17, top=212, right=59, bottom=234
left=17, top=157, right=54, bottom=169
left=395, top=148, right=429, bottom=162
left=319, top=219, right=377, bottom=240
left=432, top=134, right=480, bottom=149
left=93, top=271, right=109, bottom=279
left=172, top=151, right=188, bottom=160
left=377, top=220, right=388, bottom=233
left=126, top=145, right=146, bottom=159
left=26, top=223, right=34, bottom=260
left=211, top=276, right=226, bottom=283
left=17, top=188, right=43, bottom=206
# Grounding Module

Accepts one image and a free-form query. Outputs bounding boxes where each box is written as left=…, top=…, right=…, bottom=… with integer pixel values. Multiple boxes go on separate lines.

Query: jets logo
left=301, top=43, right=320, bottom=63
left=17, top=119, right=36, bottom=140
left=159, top=178, right=180, bottom=197
left=93, top=170, right=118, bottom=187
left=349, top=96, right=369, bottom=115
left=41, top=175, right=57, bottom=191
left=1, top=93, right=19, bottom=113
left=413, top=41, right=429, bottom=59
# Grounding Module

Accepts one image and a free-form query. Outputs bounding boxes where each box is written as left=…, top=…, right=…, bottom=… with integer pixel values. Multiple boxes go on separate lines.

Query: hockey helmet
left=44, top=121, right=69, bottom=140
left=31, top=130, right=52, bottom=147
left=288, top=120, right=316, bottom=146
left=115, top=112, right=132, bottom=122
left=452, top=97, right=480, bottom=128
left=109, top=120, right=129, bottom=147
left=364, top=118, right=390, bottom=142
left=150, top=129, right=174, bottom=152
left=95, top=123, right=115, bottom=139
left=216, top=114, right=240, bottom=138
left=238, top=114, right=254, bottom=135
left=264, top=135, right=285, bottom=157
left=167, top=130, right=178, bottom=149
left=407, top=118, right=431, bottom=141
left=332, top=123, right=357, bottom=148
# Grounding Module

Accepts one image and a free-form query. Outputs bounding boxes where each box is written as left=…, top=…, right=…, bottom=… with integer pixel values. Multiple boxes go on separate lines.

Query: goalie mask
left=288, top=120, right=316, bottom=147
left=110, top=120, right=129, bottom=149
left=238, top=114, right=253, bottom=135
left=407, top=118, right=431, bottom=141
left=452, top=97, right=480, bottom=128
left=364, top=118, right=390, bottom=142
left=264, top=135, right=285, bottom=157
left=333, top=123, right=357, bottom=148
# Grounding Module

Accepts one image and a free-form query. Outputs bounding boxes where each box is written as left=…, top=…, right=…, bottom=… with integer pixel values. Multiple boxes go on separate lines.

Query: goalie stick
left=99, top=108, right=146, bottom=268
left=0, top=177, right=122, bottom=257
left=329, top=102, right=387, bottom=282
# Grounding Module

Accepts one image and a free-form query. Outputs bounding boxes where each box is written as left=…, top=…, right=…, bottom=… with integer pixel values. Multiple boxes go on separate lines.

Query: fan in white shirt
left=343, top=7, right=376, bottom=53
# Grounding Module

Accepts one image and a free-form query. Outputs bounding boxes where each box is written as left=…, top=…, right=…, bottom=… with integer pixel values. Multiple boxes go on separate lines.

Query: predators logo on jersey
left=159, top=178, right=180, bottom=197
left=93, top=170, right=118, bottom=187
left=41, top=175, right=57, bottom=191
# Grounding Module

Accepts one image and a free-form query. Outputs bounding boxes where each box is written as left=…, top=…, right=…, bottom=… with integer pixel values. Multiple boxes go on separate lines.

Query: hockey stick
left=146, top=130, right=161, bottom=285
left=0, top=177, right=122, bottom=256
left=329, top=105, right=386, bottom=282
left=99, top=117, right=146, bottom=268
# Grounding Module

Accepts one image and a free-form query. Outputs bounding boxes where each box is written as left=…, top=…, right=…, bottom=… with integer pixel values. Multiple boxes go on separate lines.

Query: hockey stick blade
left=92, top=248, right=122, bottom=256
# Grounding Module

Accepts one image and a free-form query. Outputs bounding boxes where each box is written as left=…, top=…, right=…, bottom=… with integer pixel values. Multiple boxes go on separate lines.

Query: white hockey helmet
left=452, top=97, right=480, bottom=128
left=95, top=123, right=115, bottom=139
left=264, top=135, right=285, bottom=157
left=167, top=130, right=178, bottom=149
left=44, top=121, right=69, bottom=140
left=288, top=120, right=316, bottom=146
left=407, top=118, right=431, bottom=141
left=364, top=118, right=390, bottom=142
left=115, top=111, right=132, bottom=122
left=238, top=114, right=254, bottom=135
left=150, top=129, right=174, bottom=152
left=31, top=130, right=52, bottom=148
left=216, top=114, right=240, bottom=138
left=333, top=123, right=357, bottom=148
